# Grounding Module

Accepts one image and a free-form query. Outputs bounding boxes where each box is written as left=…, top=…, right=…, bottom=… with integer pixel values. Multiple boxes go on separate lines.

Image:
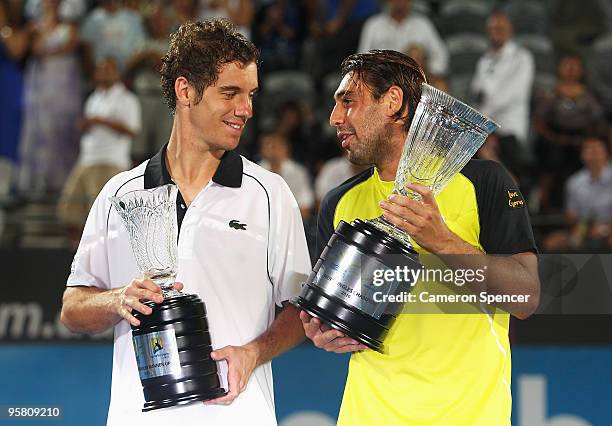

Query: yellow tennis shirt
left=316, top=160, right=536, bottom=425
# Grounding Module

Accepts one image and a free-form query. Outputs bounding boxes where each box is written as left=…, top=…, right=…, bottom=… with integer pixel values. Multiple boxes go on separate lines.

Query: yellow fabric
left=334, top=168, right=511, bottom=426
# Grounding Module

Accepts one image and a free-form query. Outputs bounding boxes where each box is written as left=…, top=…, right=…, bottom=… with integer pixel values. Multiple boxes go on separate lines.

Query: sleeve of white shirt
left=357, top=17, right=376, bottom=53
left=481, top=48, right=535, bottom=115
left=268, top=175, right=312, bottom=306
left=66, top=185, right=112, bottom=289
left=420, top=18, right=449, bottom=76
left=294, top=166, right=314, bottom=210
left=118, top=92, right=142, bottom=135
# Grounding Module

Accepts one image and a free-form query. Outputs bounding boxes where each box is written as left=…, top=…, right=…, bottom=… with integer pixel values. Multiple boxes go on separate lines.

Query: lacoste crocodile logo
left=229, top=220, right=247, bottom=230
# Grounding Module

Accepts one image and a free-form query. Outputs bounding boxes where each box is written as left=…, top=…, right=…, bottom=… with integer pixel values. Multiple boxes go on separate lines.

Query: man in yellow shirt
left=301, top=50, right=540, bottom=425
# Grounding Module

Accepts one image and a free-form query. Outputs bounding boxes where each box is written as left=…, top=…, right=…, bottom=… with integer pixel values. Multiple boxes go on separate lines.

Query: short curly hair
left=341, top=50, right=426, bottom=132
left=160, top=19, right=260, bottom=114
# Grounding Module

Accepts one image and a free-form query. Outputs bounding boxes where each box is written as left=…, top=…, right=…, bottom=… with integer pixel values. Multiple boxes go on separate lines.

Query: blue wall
left=0, top=344, right=610, bottom=425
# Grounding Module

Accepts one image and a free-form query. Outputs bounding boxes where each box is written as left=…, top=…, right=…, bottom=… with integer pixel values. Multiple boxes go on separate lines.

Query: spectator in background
left=534, top=54, right=605, bottom=212
left=273, top=100, right=319, bottom=168
left=0, top=0, right=27, bottom=198
left=470, top=12, right=534, bottom=179
left=305, top=0, right=378, bottom=82
left=169, top=0, right=199, bottom=27
left=24, top=0, right=86, bottom=23
left=550, top=0, right=606, bottom=55
left=198, top=0, right=253, bottom=39
left=544, top=137, right=612, bottom=251
left=315, top=150, right=366, bottom=208
left=259, top=132, right=314, bottom=220
left=126, top=3, right=172, bottom=163
left=253, top=0, right=306, bottom=73
left=358, top=0, right=448, bottom=77
left=58, top=58, right=141, bottom=244
left=17, top=0, right=81, bottom=198
left=80, top=0, right=145, bottom=75
left=405, top=44, right=448, bottom=92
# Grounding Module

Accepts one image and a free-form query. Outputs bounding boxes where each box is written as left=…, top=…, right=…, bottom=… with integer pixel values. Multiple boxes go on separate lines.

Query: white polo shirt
left=67, top=146, right=311, bottom=426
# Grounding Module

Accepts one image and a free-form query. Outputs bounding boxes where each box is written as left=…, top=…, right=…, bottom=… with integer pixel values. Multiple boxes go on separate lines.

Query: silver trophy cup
left=293, top=84, right=499, bottom=352
left=110, top=184, right=225, bottom=411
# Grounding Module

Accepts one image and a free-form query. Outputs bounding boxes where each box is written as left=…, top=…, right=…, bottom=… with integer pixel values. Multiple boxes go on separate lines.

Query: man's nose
left=235, top=96, right=253, bottom=119
left=329, top=104, right=344, bottom=128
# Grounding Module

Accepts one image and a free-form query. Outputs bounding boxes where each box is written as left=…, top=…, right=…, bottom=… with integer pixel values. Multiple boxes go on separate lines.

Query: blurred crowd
left=1, top=0, right=611, bottom=253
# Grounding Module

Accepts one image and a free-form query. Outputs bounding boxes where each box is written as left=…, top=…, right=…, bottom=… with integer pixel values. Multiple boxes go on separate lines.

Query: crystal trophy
left=293, top=84, right=499, bottom=352
left=110, top=184, right=226, bottom=411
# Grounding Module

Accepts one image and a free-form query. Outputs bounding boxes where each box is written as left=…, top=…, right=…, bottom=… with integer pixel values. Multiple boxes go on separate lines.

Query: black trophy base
left=132, top=293, right=227, bottom=412
left=293, top=219, right=419, bottom=354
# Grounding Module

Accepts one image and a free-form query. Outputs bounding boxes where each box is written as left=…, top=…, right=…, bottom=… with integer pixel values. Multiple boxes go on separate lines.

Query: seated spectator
left=17, top=0, right=81, bottom=198
left=470, top=12, right=534, bottom=178
left=359, top=0, right=448, bottom=77
left=58, top=58, right=141, bottom=244
left=80, top=0, right=145, bottom=75
left=534, top=53, right=605, bottom=212
left=258, top=132, right=314, bottom=220
left=253, top=0, right=306, bottom=73
left=543, top=138, right=612, bottom=252
left=405, top=44, right=448, bottom=92
left=126, top=3, right=172, bottom=163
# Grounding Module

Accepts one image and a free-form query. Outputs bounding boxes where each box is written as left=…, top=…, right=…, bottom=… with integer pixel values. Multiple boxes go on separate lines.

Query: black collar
left=144, top=143, right=243, bottom=189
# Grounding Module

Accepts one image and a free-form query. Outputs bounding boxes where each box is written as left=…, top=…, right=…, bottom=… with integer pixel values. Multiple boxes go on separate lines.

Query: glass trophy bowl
left=110, top=184, right=226, bottom=411
left=292, top=84, right=499, bottom=352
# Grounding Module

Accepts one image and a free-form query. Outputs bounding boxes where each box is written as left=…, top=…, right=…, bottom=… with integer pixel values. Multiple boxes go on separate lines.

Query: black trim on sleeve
left=461, top=160, right=537, bottom=255
left=243, top=172, right=273, bottom=286
left=315, top=167, right=375, bottom=258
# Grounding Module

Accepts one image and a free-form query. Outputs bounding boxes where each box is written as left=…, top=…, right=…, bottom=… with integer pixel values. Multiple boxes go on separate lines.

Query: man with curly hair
left=60, top=19, right=311, bottom=425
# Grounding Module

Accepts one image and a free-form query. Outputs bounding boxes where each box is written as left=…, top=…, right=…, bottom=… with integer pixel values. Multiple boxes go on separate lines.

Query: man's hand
left=206, top=345, right=259, bottom=405
left=112, top=279, right=183, bottom=327
left=379, top=183, right=455, bottom=253
left=300, top=311, right=368, bottom=353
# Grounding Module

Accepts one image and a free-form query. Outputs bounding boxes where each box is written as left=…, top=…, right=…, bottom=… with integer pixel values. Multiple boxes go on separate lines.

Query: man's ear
left=383, top=85, right=404, bottom=118
left=175, top=76, right=192, bottom=109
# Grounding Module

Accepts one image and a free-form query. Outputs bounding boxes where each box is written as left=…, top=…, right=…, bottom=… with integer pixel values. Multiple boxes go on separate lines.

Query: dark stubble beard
left=347, top=116, right=393, bottom=167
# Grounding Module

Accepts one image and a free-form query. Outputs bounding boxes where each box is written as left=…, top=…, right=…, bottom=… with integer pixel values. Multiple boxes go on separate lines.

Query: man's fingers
left=313, top=329, right=345, bottom=348
left=137, top=278, right=161, bottom=293
left=406, top=183, right=436, bottom=205
left=203, top=390, right=237, bottom=405
left=210, top=347, right=230, bottom=361
left=134, top=288, right=163, bottom=304
left=299, top=310, right=312, bottom=323
left=173, top=282, right=184, bottom=291
left=125, top=298, right=153, bottom=316
left=118, top=306, right=140, bottom=327
left=322, top=337, right=361, bottom=352
left=331, top=343, right=369, bottom=353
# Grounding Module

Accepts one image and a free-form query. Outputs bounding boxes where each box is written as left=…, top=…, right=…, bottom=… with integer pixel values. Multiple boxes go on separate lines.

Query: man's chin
left=347, top=152, right=372, bottom=166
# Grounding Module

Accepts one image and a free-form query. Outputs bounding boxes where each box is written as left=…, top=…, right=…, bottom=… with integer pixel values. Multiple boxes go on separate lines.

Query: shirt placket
left=177, top=181, right=214, bottom=260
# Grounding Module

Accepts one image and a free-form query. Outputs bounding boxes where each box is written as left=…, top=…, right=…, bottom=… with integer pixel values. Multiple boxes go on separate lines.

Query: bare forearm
left=96, top=118, right=137, bottom=138
left=245, top=303, right=305, bottom=367
left=60, top=286, right=121, bottom=334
